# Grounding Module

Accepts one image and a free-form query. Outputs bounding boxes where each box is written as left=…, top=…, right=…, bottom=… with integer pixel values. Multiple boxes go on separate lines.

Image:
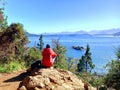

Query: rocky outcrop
left=72, top=46, right=85, bottom=50
left=18, top=68, right=96, bottom=90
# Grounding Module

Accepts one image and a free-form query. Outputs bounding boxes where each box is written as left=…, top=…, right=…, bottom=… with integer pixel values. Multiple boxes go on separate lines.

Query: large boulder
left=18, top=68, right=96, bottom=90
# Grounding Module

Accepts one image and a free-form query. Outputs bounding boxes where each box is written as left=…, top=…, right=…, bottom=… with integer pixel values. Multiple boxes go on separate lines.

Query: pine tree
left=37, top=34, right=44, bottom=51
left=77, top=56, right=86, bottom=72
left=77, top=44, right=95, bottom=72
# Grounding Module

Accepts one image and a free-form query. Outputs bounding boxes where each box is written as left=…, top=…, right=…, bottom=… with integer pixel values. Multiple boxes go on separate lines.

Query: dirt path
left=0, top=70, right=28, bottom=90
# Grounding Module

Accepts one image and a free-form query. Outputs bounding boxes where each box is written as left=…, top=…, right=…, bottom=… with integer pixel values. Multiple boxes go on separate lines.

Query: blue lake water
left=27, top=34, right=120, bottom=74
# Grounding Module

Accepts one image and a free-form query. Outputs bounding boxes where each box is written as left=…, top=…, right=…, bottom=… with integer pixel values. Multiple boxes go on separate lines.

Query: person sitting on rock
left=27, top=44, right=57, bottom=74
left=42, top=44, right=57, bottom=68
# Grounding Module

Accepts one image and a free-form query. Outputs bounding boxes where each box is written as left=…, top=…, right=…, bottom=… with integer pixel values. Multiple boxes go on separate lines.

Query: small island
left=72, top=46, right=85, bottom=50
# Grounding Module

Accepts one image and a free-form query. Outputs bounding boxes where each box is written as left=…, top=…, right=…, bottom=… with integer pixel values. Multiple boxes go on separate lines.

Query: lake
left=27, top=34, right=120, bottom=74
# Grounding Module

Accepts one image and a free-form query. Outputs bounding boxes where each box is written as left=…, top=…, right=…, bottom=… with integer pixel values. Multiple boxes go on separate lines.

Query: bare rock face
left=18, top=69, right=96, bottom=90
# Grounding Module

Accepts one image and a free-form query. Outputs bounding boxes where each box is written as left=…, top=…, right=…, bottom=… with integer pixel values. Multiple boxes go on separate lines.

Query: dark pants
left=31, top=60, right=42, bottom=70
left=31, top=60, right=52, bottom=71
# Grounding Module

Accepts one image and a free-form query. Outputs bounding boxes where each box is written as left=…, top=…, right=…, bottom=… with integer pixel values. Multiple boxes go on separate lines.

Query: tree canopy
left=77, top=44, right=95, bottom=73
left=52, top=39, right=68, bottom=70
left=0, top=23, right=29, bottom=63
left=37, top=34, right=44, bottom=51
left=104, top=47, right=120, bottom=89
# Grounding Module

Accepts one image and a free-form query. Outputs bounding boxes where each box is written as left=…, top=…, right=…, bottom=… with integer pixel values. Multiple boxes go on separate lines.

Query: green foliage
left=0, top=8, right=4, bottom=24
left=77, top=72, right=104, bottom=88
left=0, top=7, right=42, bottom=72
left=77, top=56, right=86, bottom=72
left=89, top=76, right=104, bottom=88
left=24, top=47, right=42, bottom=67
left=99, top=86, right=107, bottom=90
left=67, top=57, right=78, bottom=73
left=77, top=44, right=95, bottom=73
left=104, top=47, right=120, bottom=89
left=37, top=34, right=44, bottom=51
left=115, top=46, right=120, bottom=59
left=0, top=8, right=8, bottom=31
left=52, top=39, right=68, bottom=70
left=104, top=60, right=120, bottom=89
left=0, top=47, right=42, bottom=73
left=8, top=61, right=25, bottom=72
left=9, top=23, right=27, bottom=42
left=0, top=61, right=25, bottom=73
left=0, top=23, right=29, bottom=64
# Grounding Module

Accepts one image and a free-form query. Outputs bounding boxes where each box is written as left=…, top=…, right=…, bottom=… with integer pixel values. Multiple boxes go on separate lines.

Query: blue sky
left=1, top=0, right=120, bottom=34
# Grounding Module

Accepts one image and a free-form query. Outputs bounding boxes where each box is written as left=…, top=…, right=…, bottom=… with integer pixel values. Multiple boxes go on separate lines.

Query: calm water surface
left=27, top=35, right=120, bottom=74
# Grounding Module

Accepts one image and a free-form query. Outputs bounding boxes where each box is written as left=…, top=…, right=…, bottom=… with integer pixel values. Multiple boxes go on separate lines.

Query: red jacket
left=42, top=48, right=57, bottom=67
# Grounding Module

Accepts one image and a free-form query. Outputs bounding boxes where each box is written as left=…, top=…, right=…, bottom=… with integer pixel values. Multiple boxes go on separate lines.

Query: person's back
left=42, top=44, right=57, bottom=67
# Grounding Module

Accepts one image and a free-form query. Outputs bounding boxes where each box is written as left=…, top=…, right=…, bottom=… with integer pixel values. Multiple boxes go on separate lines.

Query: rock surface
left=18, top=68, right=96, bottom=90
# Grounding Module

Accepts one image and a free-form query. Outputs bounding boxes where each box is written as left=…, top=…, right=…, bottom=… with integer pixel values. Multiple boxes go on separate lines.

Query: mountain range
left=89, top=28, right=120, bottom=35
left=26, top=28, right=120, bottom=36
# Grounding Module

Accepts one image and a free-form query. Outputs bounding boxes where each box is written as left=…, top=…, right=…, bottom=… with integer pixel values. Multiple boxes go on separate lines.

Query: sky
left=1, top=0, right=120, bottom=34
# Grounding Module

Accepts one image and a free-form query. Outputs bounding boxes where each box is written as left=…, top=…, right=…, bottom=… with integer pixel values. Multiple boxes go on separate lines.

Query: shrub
left=76, top=72, right=104, bottom=88
left=104, top=60, right=120, bottom=89
left=0, top=61, right=25, bottom=73
left=24, top=47, right=42, bottom=67
left=104, top=47, right=120, bottom=89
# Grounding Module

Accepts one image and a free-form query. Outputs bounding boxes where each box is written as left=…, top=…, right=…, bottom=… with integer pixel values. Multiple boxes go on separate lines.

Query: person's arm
left=52, top=57, right=56, bottom=62
left=50, top=49, right=57, bottom=58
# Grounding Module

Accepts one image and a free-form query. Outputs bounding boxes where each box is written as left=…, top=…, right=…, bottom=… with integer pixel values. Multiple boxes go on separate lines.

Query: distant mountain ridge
left=89, top=28, right=120, bottom=35
left=26, top=28, right=120, bottom=36
left=113, top=31, right=120, bottom=36
left=26, top=32, right=40, bottom=36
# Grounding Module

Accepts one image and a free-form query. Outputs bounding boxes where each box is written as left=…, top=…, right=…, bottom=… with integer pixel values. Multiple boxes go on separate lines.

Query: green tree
left=37, top=34, right=44, bottom=51
left=0, top=8, right=8, bottom=31
left=52, top=39, right=68, bottom=70
left=0, top=23, right=30, bottom=72
left=0, top=8, right=4, bottom=25
left=77, top=56, right=86, bottom=72
left=67, top=57, right=78, bottom=73
left=77, top=44, right=95, bottom=72
left=104, top=47, right=120, bottom=89
left=0, top=23, right=29, bottom=63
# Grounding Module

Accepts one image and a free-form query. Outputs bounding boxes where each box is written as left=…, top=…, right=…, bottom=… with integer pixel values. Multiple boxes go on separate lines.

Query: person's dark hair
left=46, top=44, right=50, bottom=48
